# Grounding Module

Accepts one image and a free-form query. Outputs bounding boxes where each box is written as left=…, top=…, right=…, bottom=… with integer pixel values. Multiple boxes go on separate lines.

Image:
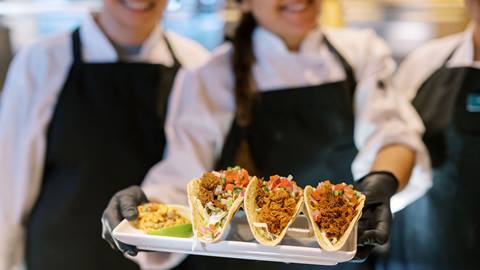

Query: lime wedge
left=148, top=224, right=193, bottom=238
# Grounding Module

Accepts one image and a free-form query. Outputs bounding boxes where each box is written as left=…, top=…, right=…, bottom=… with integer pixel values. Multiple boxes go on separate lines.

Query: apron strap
left=163, top=34, right=182, bottom=69
left=441, top=42, right=462, bottom=67
left=71, top=28, right=83, bottom=64
left=217, top=34, right=359, bottom=174
left=71, top=28, right=182, bottom=68
left=323, top=36, right=357, bottom=95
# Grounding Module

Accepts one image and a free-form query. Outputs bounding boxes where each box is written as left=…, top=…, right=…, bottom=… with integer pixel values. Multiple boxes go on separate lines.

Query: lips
left=280, top=0, right=313, bottom=13
left=120, top=0, right=155, bottom=12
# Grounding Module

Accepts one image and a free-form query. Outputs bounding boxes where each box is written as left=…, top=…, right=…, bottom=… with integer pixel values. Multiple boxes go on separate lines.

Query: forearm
left=371, top=144, right=416, bottom=191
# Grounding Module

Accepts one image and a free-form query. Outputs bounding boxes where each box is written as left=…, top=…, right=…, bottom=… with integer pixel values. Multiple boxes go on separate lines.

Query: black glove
left=351, top=171, right=398, bottom=263
left=101, top=185, right=148, bottom=256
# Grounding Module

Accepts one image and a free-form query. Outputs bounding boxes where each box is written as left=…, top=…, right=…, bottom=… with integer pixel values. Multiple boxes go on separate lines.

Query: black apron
left=25, top=29, right=181, bottom=270
left=378, top=46, right=480, bottom=270
left=174, top=39, right=372, bottom=270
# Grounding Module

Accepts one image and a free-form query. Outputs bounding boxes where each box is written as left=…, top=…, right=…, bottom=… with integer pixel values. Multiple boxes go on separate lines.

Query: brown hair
left=232, top=12, right=258, bottom=127
left=231, top=11, right=260, bottom=174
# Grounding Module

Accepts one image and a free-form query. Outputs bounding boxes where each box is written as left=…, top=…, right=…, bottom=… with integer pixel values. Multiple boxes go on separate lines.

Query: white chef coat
left=0, top=13, right=209, bottom=270
left=395, top=25, right=479, bottom=103
left=142, top=26, right=432, bottom=228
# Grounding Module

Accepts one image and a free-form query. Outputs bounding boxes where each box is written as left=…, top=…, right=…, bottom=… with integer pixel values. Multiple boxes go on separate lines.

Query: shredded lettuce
left=208, top=211, right=227, bottom=226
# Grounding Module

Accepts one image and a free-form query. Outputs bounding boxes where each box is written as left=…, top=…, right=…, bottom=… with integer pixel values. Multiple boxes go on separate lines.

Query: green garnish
left=148, top=224, right=193, bottom=238
left=227, top=165, right=241, bottom=171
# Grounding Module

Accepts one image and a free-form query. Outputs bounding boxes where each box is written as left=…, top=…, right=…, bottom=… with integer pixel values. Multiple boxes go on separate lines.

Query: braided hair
left=230, top=4, right=260, bottom=173
left=231, top=10, right=258, bottom=127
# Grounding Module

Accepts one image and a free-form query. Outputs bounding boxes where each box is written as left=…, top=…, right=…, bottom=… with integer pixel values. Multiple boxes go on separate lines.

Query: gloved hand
left=101, top=185, right=148, bottom=256
left=351, top=171, right=398, bottom=263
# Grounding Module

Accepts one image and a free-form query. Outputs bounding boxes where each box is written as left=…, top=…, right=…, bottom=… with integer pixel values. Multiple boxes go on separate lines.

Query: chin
left=106, top=0, right=163, bottom=27
left=291, top=23, right=318, bottom=37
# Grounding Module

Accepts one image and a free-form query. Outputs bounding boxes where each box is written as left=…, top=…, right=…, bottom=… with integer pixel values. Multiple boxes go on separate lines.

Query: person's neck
left=282, top=35, right=306, bottom=52
left=97, top=14, right=155, bottom=46
left=473, top=23, right=480, bottom=61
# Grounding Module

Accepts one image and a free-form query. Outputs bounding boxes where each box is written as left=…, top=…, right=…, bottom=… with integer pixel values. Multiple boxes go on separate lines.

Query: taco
left=304, top=180, right=366, bottom=251
left=244, top=175, right=304, bottom=246
left=187, top=166, right=251, bottom=243
left=134, top=203, right=193, bottom=237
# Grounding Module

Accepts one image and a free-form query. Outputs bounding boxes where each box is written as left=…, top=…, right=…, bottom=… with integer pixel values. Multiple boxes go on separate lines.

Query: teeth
left=286, top=3, right=307, bottom=12
left=122, top=0, right=151, bottom=11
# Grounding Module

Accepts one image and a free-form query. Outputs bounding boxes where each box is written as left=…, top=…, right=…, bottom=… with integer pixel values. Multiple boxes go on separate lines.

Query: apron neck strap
left=71, top=28, right=83, bottom=64
left=323, top=36, right=357, bottom=93
left=162, top=34, right=181, bottom=68
left=71, top=28, right=182, bottom=68
left=441, top=42, right=462, bottom=68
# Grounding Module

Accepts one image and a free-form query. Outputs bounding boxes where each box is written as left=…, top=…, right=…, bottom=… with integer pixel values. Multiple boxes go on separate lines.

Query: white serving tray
left=113, top=210, right=356, bottom=266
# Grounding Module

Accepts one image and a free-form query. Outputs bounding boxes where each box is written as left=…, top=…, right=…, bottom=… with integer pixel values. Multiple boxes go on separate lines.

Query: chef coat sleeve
left=0, top=46, right=50, bottom=270
left=140, top=67, right=224, bottom=205
left=351, top=30, right=432, bottom=213
left=132, top=63, right=230, bottom=269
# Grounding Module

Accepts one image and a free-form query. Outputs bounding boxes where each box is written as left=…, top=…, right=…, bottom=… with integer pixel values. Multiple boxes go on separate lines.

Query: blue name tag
left=467, top=94, right=480, bottom=112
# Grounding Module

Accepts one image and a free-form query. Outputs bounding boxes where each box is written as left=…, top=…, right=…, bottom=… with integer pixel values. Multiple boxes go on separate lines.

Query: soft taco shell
left=304, top=185, right=366, bottom=251
left=244, top=177, right=304, bottom=246
left=187, top=178, right=245, bottom=243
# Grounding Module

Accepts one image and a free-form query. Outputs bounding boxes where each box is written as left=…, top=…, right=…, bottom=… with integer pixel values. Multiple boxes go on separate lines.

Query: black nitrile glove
left=101, top=185, right=148, bottom=256
left=351, top=171, right=398, bottom=263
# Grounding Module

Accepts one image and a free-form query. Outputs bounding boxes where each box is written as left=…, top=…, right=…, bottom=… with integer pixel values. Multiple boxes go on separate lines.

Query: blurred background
left=0, top=0, right=470, bottom=90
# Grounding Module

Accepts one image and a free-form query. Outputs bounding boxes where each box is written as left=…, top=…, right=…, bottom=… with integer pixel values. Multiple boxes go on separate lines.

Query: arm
left=345, top=30, right=431, bottom=261
left=102, top=51, right=235, bottom=269
left=351, top=29, right=431, bottom=212
left=0, top=47, right=49, bottom=270
left=371, top=144, right=415, bottom=191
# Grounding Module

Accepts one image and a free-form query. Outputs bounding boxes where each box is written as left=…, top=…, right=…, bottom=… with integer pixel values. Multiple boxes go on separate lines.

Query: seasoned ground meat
left=198, top=172, right=228, bottom=212
left=213, top=199, right=227, bottom=211
left=198, top=172, right=221, bottom=206
left=256, top=186, right=299, bottom=235
left=311, top=193, right=357, bottom=240
left=201, top=172, right=221, bottom=190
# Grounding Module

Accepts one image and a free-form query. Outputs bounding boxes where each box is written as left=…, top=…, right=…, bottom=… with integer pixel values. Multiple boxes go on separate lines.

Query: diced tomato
left=278, top=179, right=292, bottom=188
left=209, top=224, right=216, bottom=231
left=311, top=190, right=322, bottom=201
left=237, top=169, right=250, bottom=187
left=224, top=170, right=236, bottom=183
left=312, top=210, right=321, bottom=221
left=223, top=168, right=250, bottom=187
left=237, top=180, right=248, bottom=188
left=267, top=175, right=283, bottom=190
left=225, top=184, right=234, bottom=191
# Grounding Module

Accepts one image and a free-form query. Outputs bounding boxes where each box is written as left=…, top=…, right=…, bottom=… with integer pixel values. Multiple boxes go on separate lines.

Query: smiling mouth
left=120, top=0, right=155, bottom=12
left=280, top=0, right=313, bottom=13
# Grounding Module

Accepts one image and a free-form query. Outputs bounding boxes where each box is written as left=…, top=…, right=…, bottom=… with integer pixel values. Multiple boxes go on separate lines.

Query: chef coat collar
left=253, top=25, right=325, bottom=59
left=447, top=24, right=480, bottom=69
left=79, top=13, right=174, bottom=66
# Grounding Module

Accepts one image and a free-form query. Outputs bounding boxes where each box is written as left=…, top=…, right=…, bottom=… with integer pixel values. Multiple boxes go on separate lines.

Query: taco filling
left=196, top=166, right=250, bottom=239
left=308, top=181, right=362, bottom=244
left=254, top=175, right=302, bottom=236
left=135, top=203, right=190, bottom=233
